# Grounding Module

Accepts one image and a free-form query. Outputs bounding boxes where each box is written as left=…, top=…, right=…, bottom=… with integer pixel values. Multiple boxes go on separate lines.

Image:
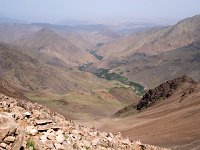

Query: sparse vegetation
left=95, top=69, right=145, bottom=96
left=26, top=139, right=36, bottom=150
left=95, top=69, right=127, bottom=82
left=96, top=43, right=104, bottom=47
left=78, top=63, right=93, bottom=71
left=89, top=50, right=103, bottom=60
left=126, top=81, right=145, bottom=96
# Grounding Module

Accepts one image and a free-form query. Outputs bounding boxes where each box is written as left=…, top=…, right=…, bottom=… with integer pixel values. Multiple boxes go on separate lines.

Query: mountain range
left=86, top=15, right=200, bottom=88
left=0, top=14, right=200, bottom=149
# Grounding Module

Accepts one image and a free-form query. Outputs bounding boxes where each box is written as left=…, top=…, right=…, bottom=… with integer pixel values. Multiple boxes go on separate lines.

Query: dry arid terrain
left=0, top=14, right=200, bottom=150
left=0, top=42, right=139, bottom=121
left=97, top=15, right=200, bottom=58
left=0, top=92, right=168, bottom=150
left=86, top=15, right=200, bottom=89
left=88, top=76, right=200, bottom=150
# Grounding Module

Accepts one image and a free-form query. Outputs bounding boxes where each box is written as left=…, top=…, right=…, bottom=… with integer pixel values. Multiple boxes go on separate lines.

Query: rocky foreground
left=0, top=93, right=169, bottom=150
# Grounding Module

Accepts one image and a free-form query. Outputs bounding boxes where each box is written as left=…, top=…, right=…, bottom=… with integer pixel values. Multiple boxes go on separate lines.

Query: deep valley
left=0, top=10, right=200, bottom=149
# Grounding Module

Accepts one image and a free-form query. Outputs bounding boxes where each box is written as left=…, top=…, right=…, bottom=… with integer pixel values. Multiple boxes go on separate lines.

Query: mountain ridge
left=15, top=28, right=97, bottom=66
left=91, top=76, right=200, bottom=149
left=96, top=14, right=200, bottom=58
left=114, top=75, right=197, bottom=117
left=86, top=15, right=200, bottom=89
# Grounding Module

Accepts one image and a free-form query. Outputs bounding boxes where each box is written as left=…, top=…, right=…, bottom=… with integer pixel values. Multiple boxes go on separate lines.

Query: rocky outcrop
left=136, top=75, right=196, bottom=110
left=0, top=93, right=168, bottom=150
left=114, top=76, right=197, bottom=117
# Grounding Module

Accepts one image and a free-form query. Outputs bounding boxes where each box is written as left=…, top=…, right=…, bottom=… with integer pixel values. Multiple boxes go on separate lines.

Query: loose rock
left=0, top=143, right=7, bottom=149
left=35, top=120, right=53, bottom=125
left=22, top=112, right=31, bottom=118
left=56, top=133, right=65, bottom=143
left=4, top=136, right=15, bottom=143
left=40, top=135, right=47, bottom=143
left=29, top=129, right=38, bottom=136
left=0, top=93, right=169, bottom=150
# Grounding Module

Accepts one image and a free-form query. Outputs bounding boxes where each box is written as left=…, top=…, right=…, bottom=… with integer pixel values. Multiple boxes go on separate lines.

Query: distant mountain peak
left=35, top=27, right=59, bottom=37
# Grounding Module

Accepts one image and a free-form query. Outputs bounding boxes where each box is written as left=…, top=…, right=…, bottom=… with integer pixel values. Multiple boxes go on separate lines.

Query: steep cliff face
left=0, top=93, right=167, bottom=150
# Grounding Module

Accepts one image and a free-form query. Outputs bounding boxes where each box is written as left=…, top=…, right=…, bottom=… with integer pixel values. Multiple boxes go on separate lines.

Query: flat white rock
left=30, top=129, right=38, bottom=136
left=40, top=135, right=47, bottom=143
left=56, top=133, right=65, bottom=143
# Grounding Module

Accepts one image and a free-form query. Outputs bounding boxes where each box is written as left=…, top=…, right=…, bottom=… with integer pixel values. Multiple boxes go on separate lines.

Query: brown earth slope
left=16, top=28, right=96, bottom=66
left=0, top=42, right=72, bottom=93
left=110, top=41, right=200, bottom=89
left=85, top=15, right=200, bottom=89
left=90, top=76, right=200, bottom=149
left=0, top=23, right=40, bottom=43
left=0, top=42, right=139, bottom=121
left=97, top=15, right=200, bottom=58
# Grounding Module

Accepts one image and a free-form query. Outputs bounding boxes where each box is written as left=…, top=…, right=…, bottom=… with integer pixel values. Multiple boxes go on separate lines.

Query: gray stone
left=51, top=126, right=61, bottom=130
left=0, top=143, right=7, bottom=149
left=0, top=114, right=17, bottom=140
left=45, top=140, right=55, bottom=149
left=0, top=129, right=9, bottom=141
left=11, top=133, right=24, bottom=150
left=82, top=140, right=91, bottom=148
left=56, top=133, right=65, bottom=143
left=54, top=143, right=65, bottom=150
left=37, top=125, right=51, bottom=131
left=29, top=129, right=38, bottom=136
left=26, top=126, right=34, bottom=132
left=22, top=112, right=31, bottom=118
left=92, top=139, right=99, bottom=146
left=40, top=135, right=47, bottom=143
left=35, top=120, right=53, bottom=125
left=37, top=125, right=61, bottom=132
left=56, top=130, right=63, bottom=135
left=107, top=137, right=112, bottom=142
left=45, top=131, right=56, bottom=140
left=3, top=136, right=15, bottom=143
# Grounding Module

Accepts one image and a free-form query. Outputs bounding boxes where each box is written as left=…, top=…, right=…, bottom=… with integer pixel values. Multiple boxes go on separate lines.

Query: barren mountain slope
left=0, top=42, right=72, bottom=93
left=15, top=28, right=97, bottom=66
left=31, top=23, right=121, bottom=45
left=91, top=76, right=200, bottom=149
left=97, top=15, right=200, bottom=58
left=0, top=42, right=139, bottom=120
left=0, top=23, right=40, bottom=43
left=0, top=93, right=166, bottom=150
left=108, top=41, right=200, bottom=89
left=64, top=32, right=95, bottom=52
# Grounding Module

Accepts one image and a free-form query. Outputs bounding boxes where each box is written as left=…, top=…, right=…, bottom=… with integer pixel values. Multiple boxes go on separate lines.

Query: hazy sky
left=1, top=0, right=200, bottom=23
